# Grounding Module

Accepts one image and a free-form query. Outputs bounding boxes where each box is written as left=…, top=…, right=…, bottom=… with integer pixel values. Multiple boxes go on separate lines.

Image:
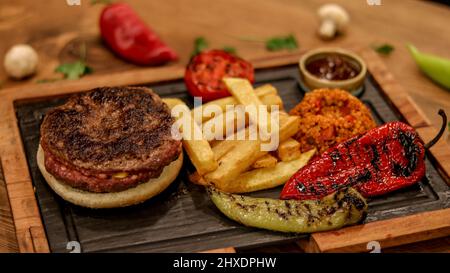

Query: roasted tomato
left=184, top=50, right=254, bottom=101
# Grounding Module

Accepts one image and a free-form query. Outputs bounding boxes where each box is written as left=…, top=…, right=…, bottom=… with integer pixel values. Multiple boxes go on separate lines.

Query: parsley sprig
left=55, top=43, right=93, bottom=80
left=222, top=46, right=237, bottom=54
left=265, top=35, right=298, bottom=51
left=236, top=34, right=299, bottom=52
left=55, top=61, right=93, bottom=80
left=38, top=43, right=92, bottom=83
left=373, top=44, right=395, bottom=55
left=191, top=37, right=209, bottom=57
left=90, top=0, right=113, bottom=5
left=191, top=37, right=237, bottom=56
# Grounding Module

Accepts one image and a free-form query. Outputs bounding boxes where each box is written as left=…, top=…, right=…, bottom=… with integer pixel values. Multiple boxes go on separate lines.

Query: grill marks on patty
left=40, top=87, right=182, bottom=193
left=41, top=87, right=181, bottom=172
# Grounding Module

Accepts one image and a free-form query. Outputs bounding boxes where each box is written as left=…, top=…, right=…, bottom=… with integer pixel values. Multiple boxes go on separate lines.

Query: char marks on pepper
left=281, top=121, right=427, bottom=200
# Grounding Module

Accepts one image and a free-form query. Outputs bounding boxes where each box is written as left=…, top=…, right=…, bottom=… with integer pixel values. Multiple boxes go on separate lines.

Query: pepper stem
left=424, top=109, right=447, bottom=149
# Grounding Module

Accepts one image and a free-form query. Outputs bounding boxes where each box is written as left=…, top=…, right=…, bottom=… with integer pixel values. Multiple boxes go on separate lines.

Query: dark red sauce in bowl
left=305, top=54, right=361, bottom=81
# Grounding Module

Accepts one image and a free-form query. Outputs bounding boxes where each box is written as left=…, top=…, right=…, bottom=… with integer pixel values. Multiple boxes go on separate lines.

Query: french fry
left=162, top=95, right=282, bottom=140
left=254, top=84, right=278, bottom=97
left=223, top=77, right=263, bottom=106
left=223, top=77, right=274, bottom=147
left=213, top=113, right=299, bottom=161
left=163, top=94, right=303, bottom=192
left=166, top=81, right=302, bottom=191
left=171, top=102, right=218, bottom=175
left=184, top=140, right=218, bottom=175
left=276, top=138, right=302, bottom=162
left=204, top=140, right=261, bottom=187
left=205, top=113, right=300, bottom=188
left=209, top=139, right=223, bottom=148
left=252, top=154, right=278, bottom=169
left=202, top=107, right=247, bottom=141
left=250, top=113, right=300, bottom=160
left=211, top=127, right=250, bottom=160
left=224, top=149, right=316, bottom=193
left=212, top=139, right=241, bottom=161
left=260, top=94, right=284, bottom=110
left=278, top=113, right=301, bottom=142
left=192, top=84, right=278, bottom=124
left=162, top=98, right=184, bottom=109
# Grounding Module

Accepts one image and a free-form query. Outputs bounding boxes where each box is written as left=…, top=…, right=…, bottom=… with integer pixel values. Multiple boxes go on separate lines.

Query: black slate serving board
left=15, top=65, right=450, bottom=253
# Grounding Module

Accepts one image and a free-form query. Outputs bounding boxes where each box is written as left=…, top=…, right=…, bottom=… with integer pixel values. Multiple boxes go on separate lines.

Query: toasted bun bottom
left=37, top=145, right=183, bottom=209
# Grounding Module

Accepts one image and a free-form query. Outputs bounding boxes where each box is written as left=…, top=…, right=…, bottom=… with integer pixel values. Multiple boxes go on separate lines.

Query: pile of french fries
left=163, top=78, right=316, bottom=193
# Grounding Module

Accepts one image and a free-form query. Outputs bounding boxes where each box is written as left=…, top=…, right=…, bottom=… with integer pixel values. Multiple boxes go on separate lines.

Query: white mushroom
left=317, top=4, right=350, bottom=40
left=3, top=44, right=39, bottom=79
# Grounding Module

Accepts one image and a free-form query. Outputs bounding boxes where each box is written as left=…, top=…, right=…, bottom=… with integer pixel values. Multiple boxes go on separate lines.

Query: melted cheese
left=112, top=172, right=128, bottom=179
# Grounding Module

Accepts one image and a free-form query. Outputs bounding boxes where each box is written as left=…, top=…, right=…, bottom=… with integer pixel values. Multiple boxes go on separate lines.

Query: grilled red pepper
left=100, top=3, right=178, bottom=65
left=281, top=110, right=447, bottom=200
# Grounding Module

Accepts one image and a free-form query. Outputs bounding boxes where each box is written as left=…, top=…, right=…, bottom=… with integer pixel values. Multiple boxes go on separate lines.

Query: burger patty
left=40, top=86, right=181, bottom=174
left=39, top=86, right=182, bottom=193
left=43, top=148, right=161, bottom=193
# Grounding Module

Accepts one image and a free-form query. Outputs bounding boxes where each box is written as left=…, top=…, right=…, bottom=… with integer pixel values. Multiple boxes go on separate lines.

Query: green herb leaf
left=191, top=37, right=209, bottom=57
left=373, top=44, right=395, bottom=55
left=90, top=0, right=113, bottom=5
left=36, top=78, right=61, bottom=84
left=222, top=46, right=237, bottom=55
left=265, top=35, right=298, bottom=51
left=55, top=60, right=92, bottom=80
left=448, top=121, right=450, bottom=133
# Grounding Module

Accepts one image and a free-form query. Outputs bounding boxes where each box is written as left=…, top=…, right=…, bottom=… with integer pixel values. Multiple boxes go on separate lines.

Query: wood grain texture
left=246, top=237, right=450, bottom=253
left=303, top=208, right=450, bottom=253
left=201, top=247, right=236, bottom=253
left=382, top=236, right=450, bottom=253
left=0, top=164, right=18, bottom=252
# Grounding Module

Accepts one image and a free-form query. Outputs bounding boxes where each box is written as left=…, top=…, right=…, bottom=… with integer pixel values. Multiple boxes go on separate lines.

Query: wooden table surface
left=0, top=0, right=449, bottom=253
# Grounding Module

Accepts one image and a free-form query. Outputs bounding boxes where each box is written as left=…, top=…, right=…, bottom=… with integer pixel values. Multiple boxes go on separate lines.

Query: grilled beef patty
left=40, top=86, right=181, bottom=193
left=43, top=148, right=162, bottom=192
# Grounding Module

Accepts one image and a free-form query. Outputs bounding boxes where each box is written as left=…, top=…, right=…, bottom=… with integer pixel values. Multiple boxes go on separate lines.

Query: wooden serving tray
left=0, top=48, right=449, bottom=253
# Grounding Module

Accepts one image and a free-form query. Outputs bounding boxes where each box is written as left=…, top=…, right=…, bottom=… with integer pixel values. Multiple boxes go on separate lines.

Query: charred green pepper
left=208, top=187, right=367, bottom=233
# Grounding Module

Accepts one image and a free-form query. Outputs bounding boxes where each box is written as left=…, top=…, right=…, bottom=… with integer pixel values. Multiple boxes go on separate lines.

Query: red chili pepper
left=281, top=110, right=447, bottom=200
left=100, top=3, right=178, bottom=65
